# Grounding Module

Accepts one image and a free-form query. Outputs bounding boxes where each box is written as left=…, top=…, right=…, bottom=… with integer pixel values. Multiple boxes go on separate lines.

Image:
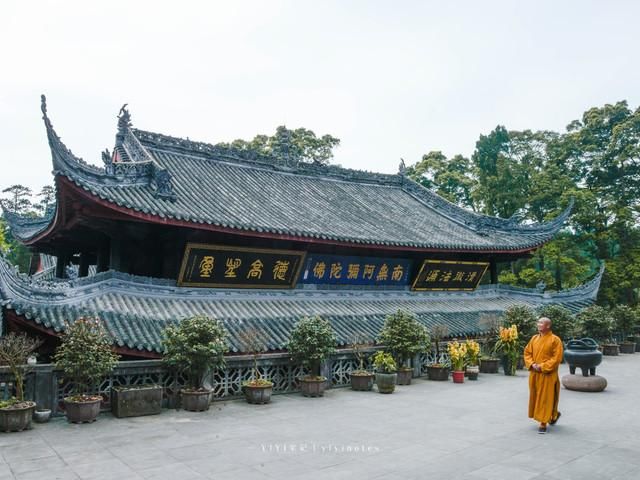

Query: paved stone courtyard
left=1, top=354, right=639, bottom=480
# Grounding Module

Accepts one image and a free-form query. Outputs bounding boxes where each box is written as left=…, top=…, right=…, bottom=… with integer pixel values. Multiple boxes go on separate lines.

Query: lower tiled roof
left=0, top=258, right=601, bottom=355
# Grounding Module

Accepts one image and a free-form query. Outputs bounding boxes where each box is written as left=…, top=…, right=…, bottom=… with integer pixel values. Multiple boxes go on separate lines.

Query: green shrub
left=372, top=351, right=397, bottom=374
left=287, top=316, right=336, bottom=378
left=162, top=315, right=229, bottom=390
left=611, top=305, right=639, bottom=340
left=378, top=310, right=430, bottom=368
left=54, top=318, right=119, bottom=399
left=576, top=306, right=614, bottom=343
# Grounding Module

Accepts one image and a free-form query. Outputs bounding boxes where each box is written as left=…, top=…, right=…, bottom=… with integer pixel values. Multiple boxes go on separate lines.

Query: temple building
left=0, top=96, right=601, bottom=358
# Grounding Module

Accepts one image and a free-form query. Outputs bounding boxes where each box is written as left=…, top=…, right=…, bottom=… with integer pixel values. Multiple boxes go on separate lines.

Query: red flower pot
left=452, top=370, right=465, bottom=384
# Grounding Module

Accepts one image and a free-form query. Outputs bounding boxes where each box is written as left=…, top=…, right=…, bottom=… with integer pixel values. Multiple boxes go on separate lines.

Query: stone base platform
left=562, top=374, right=607, bottom=392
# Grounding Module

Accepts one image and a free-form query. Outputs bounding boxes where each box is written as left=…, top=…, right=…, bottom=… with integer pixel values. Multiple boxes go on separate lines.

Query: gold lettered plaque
left=177, top=243, right=306, bottom=289
left=411, top=260, right=489, bottom=291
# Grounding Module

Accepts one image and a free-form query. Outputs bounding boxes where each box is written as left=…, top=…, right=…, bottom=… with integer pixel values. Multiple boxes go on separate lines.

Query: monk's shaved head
left=537, top=317, right=552, bottom=333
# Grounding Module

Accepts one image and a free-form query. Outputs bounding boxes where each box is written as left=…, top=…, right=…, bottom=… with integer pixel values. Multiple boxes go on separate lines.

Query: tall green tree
left=406, top=151, right=476, bottom=210
left=1, top=185, right=33, bottom=214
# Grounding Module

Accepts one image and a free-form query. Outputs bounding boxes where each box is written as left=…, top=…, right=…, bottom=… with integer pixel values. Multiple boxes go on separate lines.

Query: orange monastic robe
left=523, top=331, right=563, bottom=424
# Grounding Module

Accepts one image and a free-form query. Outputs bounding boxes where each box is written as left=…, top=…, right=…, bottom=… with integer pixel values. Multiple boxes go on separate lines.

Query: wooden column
left=55, top=254, right=68, bottom=279
left=490, top=259, right=498, bottom=284
left=109, top=237, right=123, bottom=272
left=97, top=245, right=110, bottom=273
left=78, top=253, right=90, bottom=278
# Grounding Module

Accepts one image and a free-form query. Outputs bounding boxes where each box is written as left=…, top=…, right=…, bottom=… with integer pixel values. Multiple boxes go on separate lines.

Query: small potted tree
left=54, top=318, right=119, bottom=423
left=349, top=335, right=375, bottom=391
left=427, top=324, right=450, bottom=380
left=465, top=339, right=480, bottom=380
left=577, top=306, right=617, bottom=355
left=0, top=333, right=42, bottom=432
left=238, top=327, right=273, bottom=404
left=378, top=310, right=430, bottom=385
left=287, top=316, right=336, bottom=397
left=162, top=315, right=229, bottom=411
left=612, top=305, right=638, bottom=354
left=373, top=351, right=397, bottom=394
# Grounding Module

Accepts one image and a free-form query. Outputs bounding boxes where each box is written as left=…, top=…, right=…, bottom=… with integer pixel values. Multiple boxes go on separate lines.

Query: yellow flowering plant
left=465, top=340, right=480, bottom=367
left=493, top=325, right=519, bottom=375
left=447, top=341, right=468, bottom=371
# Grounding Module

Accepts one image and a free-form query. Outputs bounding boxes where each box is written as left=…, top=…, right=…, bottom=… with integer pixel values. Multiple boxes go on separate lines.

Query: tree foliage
left=0, top=333, right=42, bottom=402
left=162, top=315, right=229, bottom=390
left=378, top=310, right=430, bottom=367
left=222, top=126, right=340, bottom=165
left=53, top=318, right=120, bottom=398
left=407, top=101, right=640, bottom=306
left=286, top=316, right=336, bottom=377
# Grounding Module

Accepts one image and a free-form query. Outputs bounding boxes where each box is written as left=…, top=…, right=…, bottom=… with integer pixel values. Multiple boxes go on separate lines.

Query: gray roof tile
left=0, top=257, right=602, bottom=355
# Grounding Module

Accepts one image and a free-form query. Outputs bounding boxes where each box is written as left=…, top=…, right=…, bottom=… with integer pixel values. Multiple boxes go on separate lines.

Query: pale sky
left=1, top=0, right=639, bottom=194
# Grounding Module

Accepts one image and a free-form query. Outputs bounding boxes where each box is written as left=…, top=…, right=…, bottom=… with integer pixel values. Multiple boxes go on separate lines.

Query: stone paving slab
left=1, top=353, right=639, bottom=480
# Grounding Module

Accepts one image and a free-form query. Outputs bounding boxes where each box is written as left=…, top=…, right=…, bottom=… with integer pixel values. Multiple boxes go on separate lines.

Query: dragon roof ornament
left=39, top=95, right=176, bottom=201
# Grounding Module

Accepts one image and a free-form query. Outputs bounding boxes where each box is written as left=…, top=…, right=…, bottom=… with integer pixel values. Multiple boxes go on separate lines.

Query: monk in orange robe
left=523, top=317, right=564, bottom=434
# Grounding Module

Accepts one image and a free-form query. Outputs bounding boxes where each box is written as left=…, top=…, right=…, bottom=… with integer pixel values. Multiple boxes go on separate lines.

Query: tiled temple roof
left=0, top=257, right=603, bottom=355
left=7, top=96, right=572, bottom=251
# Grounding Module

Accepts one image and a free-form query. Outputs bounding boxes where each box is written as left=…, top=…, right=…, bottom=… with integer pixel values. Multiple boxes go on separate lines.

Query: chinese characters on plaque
left=177, top=244, right=486, bottom=292
left=411, top=260, right=489, bottom=291
left=177, top=244, right=305, bottom=288
left=300, top=255, right=412, bottom=286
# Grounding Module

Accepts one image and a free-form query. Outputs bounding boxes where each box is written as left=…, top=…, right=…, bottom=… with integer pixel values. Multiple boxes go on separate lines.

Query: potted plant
left=577, top=306, right=617, bottom=355
left=465, top=339, right=480, bottom=380
left=503, top=305, right=537, bottom=369
left=373, top=351, right=397, bottom=394
left=494, top=325, right=519, bottom=376
left=448, top=341, right=467, bottom=383
left=0, top=333, right=42, bottom=432
left=54, top=318, right=119, bottom=423
left=238, top=327, right=273, bottom=404
left=427, top=324, right=450, bottom=381
left=349, top=335, right=375, bottom=391
left=612, top=305, right=638, bottom=354
left=162, top=315, right=229, bottom=411
left=378, top=310, right=430, bottom=385
left=287, top=316, right=336, bottom=397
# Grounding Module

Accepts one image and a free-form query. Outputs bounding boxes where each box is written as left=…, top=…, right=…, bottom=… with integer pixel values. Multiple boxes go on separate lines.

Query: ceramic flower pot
left=299, top=376, right=327, bottom=397
left=0, top=402, right=36, bottom=432
left=243, top=383, right=273, bottom=404
left=180, top=389, right=211, bottom=411
left=452, top=371, right=465, bottom=383
left=375, top=373, right=397, bottom=394
left=396, top=368, right=413, bottom=385
left=350, top=372, right=375, bottom=391
left=427, top=365, right=450, bottom=381
left=465, top=365, right=479, bottom=380
left=619, top=342, right=636, bottom=354
left=479, top=358, right=499, bottom=374
left=64, top=397, right=102, bottom=423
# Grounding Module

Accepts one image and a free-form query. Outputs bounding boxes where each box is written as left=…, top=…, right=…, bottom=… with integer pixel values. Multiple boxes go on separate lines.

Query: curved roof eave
left=27, top=96, right=571, bottom=252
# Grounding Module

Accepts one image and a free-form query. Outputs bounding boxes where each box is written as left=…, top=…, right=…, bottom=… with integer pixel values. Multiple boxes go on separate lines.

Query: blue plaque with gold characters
left=300, top=255, right=412, bottom=286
